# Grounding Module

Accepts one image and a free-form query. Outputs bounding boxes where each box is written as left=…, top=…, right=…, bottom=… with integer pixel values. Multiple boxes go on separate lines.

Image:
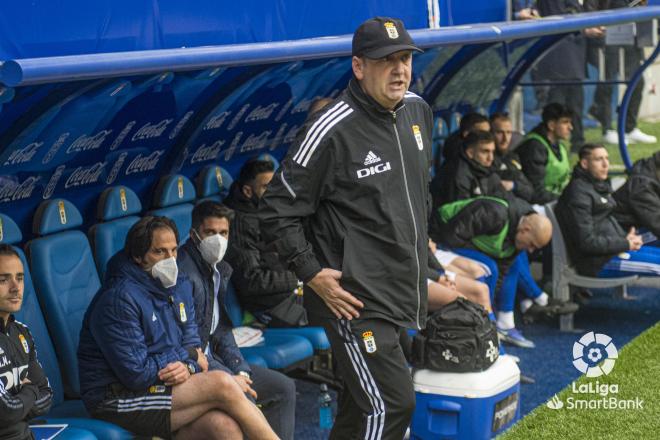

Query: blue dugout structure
left=0, top=7, right=659, bottom=239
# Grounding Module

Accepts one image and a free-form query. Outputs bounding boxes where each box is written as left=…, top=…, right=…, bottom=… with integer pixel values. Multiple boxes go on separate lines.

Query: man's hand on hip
left=308, top=268, right=364, bottom=320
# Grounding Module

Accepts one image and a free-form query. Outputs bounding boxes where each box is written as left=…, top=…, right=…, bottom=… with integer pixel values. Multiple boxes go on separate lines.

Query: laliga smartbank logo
left=572, top=331, right=617, bottom=377
left=545, top=332, right=643, bottom=411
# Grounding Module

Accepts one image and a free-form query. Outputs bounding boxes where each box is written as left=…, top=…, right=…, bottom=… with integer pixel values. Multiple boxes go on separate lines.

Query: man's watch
left=186, top=361, right=197, bottom=375
left=238, top=371, right=251, bottom=380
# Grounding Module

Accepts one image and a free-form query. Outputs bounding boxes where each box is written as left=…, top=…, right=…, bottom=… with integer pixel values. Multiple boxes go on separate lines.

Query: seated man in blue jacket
left=0, top=244, right=53, bottom=440
left=178, top=201, right=296, bottom=440
left=78, top=216, right=278, bottom=440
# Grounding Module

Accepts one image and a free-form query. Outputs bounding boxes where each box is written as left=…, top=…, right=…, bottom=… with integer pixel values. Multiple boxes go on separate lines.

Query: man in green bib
left=517, top=103, right=572, bottom=205
left=431, top=196, right=558, bottom=348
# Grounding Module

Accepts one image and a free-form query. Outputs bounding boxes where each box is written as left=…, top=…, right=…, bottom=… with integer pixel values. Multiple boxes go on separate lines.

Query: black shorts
left=91, top=383, right=173, bottom=439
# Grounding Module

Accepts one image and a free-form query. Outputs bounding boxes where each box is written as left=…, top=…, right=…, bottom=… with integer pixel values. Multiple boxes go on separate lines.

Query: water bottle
left=318, top=383, right=333, bottom=429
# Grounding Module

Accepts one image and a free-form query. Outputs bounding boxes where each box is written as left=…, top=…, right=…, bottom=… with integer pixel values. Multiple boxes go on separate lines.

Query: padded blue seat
left=224, top=282, right=313, bottom=371
left=88, top=186, right=142, bottom=280
left=240, top=334, right=313, bottom=371
left=195, top=165, right=233, bottom=202
left=242, top=352, right=268, bottom=368
left=225, top=280, right=330, bottom=352
left=1, top=214, right=131, bottom=439
left=26, top=200, right=101, bottom=398
left=148, top=174, right=196, bottom=243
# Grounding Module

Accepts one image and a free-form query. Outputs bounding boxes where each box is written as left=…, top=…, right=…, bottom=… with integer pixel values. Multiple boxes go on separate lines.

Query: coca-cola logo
left=131, top=119, right=173, bottom=142
left=66, top=130, right=113, bottom=154
left=190, top=141, right=225, bottom=164
left=4, top=142, right=43, bottom=166
left=203, top=111, right=231, bottom=131
left=64, top=162, right=106, bottom=189
left=0, top=176, right=40, bottom=202
left=244, top=103, right=280, bottom=123
left=222, top=132, right=243, bottom=161
left=227, top=105, right=250, bottom=131
left=240, top=131, right=272, bottom=153
left=125, top=150, right=164, bottom=175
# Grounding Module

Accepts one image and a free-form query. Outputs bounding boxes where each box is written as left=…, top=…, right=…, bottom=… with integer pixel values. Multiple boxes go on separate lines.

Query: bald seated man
left=430, top=196, right=560, bottom=348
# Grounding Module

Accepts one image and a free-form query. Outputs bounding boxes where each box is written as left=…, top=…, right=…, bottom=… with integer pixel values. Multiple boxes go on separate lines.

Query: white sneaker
left=626, top=128, right=657, bottom=144
left=603, top=129, right=620, bottom=144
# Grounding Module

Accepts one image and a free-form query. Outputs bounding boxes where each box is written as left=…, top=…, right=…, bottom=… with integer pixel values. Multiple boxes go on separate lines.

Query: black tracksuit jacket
left=431, top=149, right=508, bottom=209
left=260, top=79, right=433, bottom=330
left=0, top=316, right=53, bottom=440
left=493, top=150, right=535, bottom=203
left=223, top=182, right=299, bottom=313
left=556, top=166, right=630, bottom=276
left=613, top=155, right=660, bottom=238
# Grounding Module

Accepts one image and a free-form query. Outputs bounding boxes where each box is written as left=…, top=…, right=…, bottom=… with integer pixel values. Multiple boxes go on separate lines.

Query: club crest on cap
left=384, top=22, right=399, bottom=39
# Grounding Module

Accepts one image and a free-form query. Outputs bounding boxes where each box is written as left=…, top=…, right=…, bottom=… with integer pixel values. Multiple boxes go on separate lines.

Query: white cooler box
left=411, top=355, right=520, bottom=440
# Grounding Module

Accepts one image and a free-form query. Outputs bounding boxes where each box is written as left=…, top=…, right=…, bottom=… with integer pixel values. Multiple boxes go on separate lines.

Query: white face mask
left=151, top=256, right=178, bottom=288
left=196, top=231, right=228, bottom=266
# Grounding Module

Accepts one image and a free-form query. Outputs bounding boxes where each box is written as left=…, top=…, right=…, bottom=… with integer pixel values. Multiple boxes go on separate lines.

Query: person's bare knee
left=174, top=410, right=243, bottom=440
left=206, top=410, right=243, bottom=439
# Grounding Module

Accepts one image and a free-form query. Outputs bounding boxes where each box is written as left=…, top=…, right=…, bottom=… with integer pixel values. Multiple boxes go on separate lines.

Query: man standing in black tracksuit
left=556, top=144, right=660, bottom=278
left=260, top=17, right=432, bottom=439
left=224, top=159, right=307, bottom=327
left=490, top=113, right=535, bottom=204
left=432, top=130, right=509, bottom=208
left=0, top=245, right=52, bottom=440
left=613, top=152, right=660, bottom=240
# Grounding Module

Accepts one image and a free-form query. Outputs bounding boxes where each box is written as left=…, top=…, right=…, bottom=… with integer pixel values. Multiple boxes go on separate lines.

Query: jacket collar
left=224, top=181, right=258, bottom=213
left=348, top=78, right=405, bottom=123
left=0, top=314, right=15, bottom=334
left=106, top=251, right=177, bottom=300
left=572, top=165, right=612, bottom=195
left=459, top=148, right=493, bottom=178
left=180, top=239, right=233, bottom=281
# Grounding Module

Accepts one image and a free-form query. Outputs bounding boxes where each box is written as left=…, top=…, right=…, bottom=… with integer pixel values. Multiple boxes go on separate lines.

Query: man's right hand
left=158, top=361, right=191, bottom=386
left=307, top=268, right=364, bottom=320
left=501, top=180, right=515, bottom=192
left=196, top=348, right=209, bottom=372
left=626, top=227, right=643, bottom=251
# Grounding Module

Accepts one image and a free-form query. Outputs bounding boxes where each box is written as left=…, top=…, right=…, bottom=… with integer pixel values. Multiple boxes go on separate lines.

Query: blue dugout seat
left=26, top=199, right=101, bottom=398
left=88, top=186, right=142, bottom=280
left=258, top=152, right=280, bottom=170
left=0, top=214, right=131, bottom=439
left=224, top=282, right=314, bottom=371
left=148, top=174, right=196, bottom=243
left=195, top=165, right=233, bottom=202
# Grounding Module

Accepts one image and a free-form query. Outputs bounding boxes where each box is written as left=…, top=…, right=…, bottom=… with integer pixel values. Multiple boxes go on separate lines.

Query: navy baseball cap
left=352, top=17, right=422, bottom=59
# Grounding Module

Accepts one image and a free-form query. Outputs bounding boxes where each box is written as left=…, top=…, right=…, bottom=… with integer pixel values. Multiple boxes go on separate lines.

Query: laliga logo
left=572, top=332, right=618, bottom=378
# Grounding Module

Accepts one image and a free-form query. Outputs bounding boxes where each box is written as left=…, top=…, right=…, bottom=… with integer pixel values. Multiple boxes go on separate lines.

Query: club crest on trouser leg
left=362, top=331, right=377, bottom=353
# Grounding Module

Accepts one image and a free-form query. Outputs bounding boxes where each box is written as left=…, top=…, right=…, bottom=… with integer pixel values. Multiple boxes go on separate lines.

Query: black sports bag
left=412, top=297, right=499, bottom=373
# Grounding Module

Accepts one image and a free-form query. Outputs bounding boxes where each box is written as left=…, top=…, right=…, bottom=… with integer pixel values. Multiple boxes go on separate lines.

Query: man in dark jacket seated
left=224, top=158, right=307, bottom=327
left=491, top=112, right=535, bottom=204
left=78, top=216, right=278, bottom=439
left=431, top=197, right=557, bottom=348
left=0, top=245, right=53, bottom=440
left=178, top=201, right=296, bottom=439
left=432, top=130, right=509, bottom=208
left=556, top=144, right=660, bottom=278
left=613, top=151, right=660, bottom=243
left=517, top=103, right=572, bottom=205
left=436, top=112, right=490, bottom=168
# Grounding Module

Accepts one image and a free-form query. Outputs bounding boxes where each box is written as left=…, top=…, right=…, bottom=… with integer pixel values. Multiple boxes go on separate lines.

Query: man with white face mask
left=177, top=201, right=296, bottom=440
left=79, top=216, right=279, bottom=440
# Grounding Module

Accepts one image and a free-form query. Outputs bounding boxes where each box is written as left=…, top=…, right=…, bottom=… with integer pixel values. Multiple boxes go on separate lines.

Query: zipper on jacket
left=392, top=110, right=422, bottom=330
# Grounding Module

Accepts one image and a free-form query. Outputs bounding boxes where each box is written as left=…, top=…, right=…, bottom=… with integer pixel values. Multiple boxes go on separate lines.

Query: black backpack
left=413, top=297, right=499, bottom=373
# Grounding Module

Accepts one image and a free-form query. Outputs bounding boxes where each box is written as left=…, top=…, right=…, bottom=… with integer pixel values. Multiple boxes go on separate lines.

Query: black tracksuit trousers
left=322, top=317, right=415, bottom=440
